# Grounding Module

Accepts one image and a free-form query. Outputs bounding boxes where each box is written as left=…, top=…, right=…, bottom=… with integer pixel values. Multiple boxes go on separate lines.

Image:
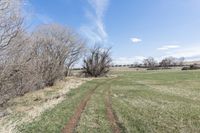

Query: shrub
left=182, top=64, right=200, bottom=70
left=83, top=46, right=112, bottom=77
left=182, top=67, right=190, bottom=70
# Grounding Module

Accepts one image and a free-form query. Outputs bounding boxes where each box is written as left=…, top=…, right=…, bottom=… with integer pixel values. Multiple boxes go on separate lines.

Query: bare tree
left=0, top=22, right=86, bottom=106
left=31, top=24, right=69, bottom=86
left=31, top=24, right=85, bottom=85
left=83, top=46, right=112, bottom=77
left=159, top=57, right=175, bottom=68
left=159, top=57, right=185, bottom=68
left=0, top=0, right=25, bottom=106
left=0, top=0, right=23, bottom=51
left=143, top=57, right=157, bottom=69
left=64, top=34, right=85, bottom=76
left=0, top=31, right=32, bottom=106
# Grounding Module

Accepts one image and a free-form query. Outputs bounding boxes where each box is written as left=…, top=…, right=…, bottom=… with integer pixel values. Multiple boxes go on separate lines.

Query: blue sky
left=25, top=0, right=200, bottom=64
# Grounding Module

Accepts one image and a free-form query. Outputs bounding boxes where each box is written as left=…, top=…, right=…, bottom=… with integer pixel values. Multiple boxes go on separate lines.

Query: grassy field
left=18, top=70, right=200, bottom=133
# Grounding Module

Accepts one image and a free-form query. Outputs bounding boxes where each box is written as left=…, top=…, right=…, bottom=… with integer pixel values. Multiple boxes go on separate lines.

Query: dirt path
left=62, top=85, right=98, bottom=133
left=62, top=79, right=122, bottom=133
left=105, top=91, right=121, bottom=133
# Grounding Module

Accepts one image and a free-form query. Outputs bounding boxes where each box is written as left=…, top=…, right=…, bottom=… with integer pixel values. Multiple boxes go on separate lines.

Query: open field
left=11, top=69, right=199, bottom=133
left=1, top=1, right=200, bottom=133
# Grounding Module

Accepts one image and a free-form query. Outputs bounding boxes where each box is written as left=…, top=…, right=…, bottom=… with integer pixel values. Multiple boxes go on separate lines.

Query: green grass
left=111, top=70, right=200, bottom=133
left=75, top=80, right=112, bottom=133
left=18, top=70, right=200, bottom=133
left=18, top=80, right=100, bottom=133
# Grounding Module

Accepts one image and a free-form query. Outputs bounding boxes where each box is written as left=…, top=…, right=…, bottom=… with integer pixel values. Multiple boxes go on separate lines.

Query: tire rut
left=62, top=84, right=98, bottom=133
left=105, top=90, right=121, bottom=133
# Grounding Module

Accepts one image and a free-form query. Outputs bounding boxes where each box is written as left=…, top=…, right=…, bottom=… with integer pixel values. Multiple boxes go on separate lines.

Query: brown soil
left=105, top=91, right=121, bottom=133
left=62, top=85, right=98, bottom=133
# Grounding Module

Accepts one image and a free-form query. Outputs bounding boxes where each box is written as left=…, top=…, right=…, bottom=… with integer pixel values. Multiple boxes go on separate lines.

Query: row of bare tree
left=143, top=57, right=185, bottom=69
left=0, top=0, right=85, bottom=106
left=112, top=57, right=185, bottom=68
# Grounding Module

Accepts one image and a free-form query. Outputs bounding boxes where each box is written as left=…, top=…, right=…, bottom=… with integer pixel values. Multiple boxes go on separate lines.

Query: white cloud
left=157, top=45, right=180, bottom=50
left=113, top=56, right=146, bottom=65
left=156, top=44, right=200, bottom=62
left=113, top=44, right=200, bottom=65
left=80, top=0, right=109, bottom=44
left=166, top=46, right=200, bottom=58
left=131, top=38, right=142, bottom=44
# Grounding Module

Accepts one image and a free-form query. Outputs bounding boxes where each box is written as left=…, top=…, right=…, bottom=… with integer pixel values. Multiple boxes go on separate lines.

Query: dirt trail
left=105, top=91, right=121, bottom=133
left=62, top=79, right=121, bottom=133
left=62, top=85, right=98, bottom=133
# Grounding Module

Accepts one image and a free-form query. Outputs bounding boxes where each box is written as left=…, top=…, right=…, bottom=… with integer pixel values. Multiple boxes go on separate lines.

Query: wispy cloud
left=157, top=45, right=180, bottom=51
left=34, top=13, right=53, bottom=24
left=23, top=0, right=53, bottom=30
left=80, top=0, right=109, bottom=44
left=131, top=37, right=142, bottom=44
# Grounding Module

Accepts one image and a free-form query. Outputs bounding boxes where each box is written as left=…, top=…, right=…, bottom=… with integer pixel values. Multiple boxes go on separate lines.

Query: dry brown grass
left=0, top=77, right=91, bottom=133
